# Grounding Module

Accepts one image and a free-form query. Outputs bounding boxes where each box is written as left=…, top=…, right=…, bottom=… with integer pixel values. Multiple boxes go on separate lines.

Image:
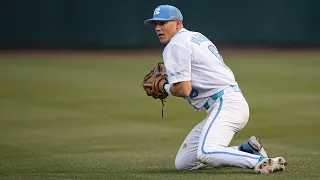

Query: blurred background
left=1, top=0, right=320, bottom=49
left=0, top=1, right=319, bottom=180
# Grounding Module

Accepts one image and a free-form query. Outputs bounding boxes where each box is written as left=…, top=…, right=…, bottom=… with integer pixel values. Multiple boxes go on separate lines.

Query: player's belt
left=204, top=85, right=241, bottom=110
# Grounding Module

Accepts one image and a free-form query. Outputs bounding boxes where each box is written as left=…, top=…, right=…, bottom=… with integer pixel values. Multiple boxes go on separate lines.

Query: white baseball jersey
left=163, top=28, right=238, bottom=111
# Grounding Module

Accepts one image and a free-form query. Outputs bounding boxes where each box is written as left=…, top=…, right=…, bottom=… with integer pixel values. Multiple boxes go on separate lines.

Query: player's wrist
left=158, top=80, right=167, bottom=93
left=164, top=83, right=172, bottom=95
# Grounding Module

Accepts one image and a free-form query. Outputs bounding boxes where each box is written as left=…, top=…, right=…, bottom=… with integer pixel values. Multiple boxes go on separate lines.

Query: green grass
left=0, top=51, right=319, bottom=180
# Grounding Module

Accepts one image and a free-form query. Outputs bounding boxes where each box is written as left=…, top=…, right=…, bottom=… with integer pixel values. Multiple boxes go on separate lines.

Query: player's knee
left=175, top=155, right=199, bottom=170
left=175, top=157, right=189, bottom=170
left=175, top=159, right=185, bottom=170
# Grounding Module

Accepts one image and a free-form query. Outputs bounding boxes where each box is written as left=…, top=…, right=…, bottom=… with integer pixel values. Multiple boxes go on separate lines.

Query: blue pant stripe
left=204, top=151, right=260, bottom=159
left=201, top=97, right=259, bottom=160
left=201, top=97, right=223, bottom=154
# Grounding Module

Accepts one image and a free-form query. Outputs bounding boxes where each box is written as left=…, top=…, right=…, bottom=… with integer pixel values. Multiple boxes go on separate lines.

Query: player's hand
left=141, top=62, right=168, bottom=100
left=158, top=79, right=167, bottom=93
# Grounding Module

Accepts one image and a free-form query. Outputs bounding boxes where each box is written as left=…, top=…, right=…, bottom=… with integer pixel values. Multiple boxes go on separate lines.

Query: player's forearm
left=164, top=81, right=192, bottom=98
left=170, top=84, right=190, bottom=97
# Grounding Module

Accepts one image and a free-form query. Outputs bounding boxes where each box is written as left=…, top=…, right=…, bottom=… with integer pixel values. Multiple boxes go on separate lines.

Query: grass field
left=0, top=50, right=319, bottom=180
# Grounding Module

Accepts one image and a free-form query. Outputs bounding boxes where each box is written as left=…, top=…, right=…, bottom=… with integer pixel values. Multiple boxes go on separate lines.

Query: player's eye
left=160, top=21, right=167, bottom=25
left=154, top=21, right=166, bottom=26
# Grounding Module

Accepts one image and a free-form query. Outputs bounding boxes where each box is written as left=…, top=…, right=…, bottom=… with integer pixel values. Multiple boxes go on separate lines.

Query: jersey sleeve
left=163, top=43, right=192, bottom=84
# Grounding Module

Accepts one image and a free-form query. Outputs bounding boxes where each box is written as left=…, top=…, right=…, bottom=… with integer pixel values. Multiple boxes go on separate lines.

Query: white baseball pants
left=175, top=91, right=261, bottom=170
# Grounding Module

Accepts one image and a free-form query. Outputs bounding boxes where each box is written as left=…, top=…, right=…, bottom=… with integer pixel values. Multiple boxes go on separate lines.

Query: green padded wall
left=1, top=0, right=319, bottom=48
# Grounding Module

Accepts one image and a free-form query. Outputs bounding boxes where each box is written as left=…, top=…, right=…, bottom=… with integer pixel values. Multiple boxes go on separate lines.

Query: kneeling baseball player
left=142, top=5, right=287, bottom=174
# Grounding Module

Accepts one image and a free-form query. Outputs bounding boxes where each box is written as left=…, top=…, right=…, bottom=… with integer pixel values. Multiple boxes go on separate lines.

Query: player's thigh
left=175, top=120, right=206, bottom=170
left=199, top=93, right=249, bottom=148
left=213, top=92, right=249, bottom=133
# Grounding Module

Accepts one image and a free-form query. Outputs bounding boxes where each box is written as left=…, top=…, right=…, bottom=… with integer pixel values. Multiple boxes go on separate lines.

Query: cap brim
left=144, top=18, right=172, bottom=25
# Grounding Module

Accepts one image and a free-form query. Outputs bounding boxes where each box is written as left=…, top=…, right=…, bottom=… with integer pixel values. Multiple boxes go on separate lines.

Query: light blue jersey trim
left=201, top=97, right=260, bottom=160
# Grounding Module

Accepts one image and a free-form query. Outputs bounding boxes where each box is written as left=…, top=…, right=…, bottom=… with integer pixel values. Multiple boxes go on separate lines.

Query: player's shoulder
left=171, top=28, right=197, bottom=41
left=173, top=29, right=211, bottom=45
left=163, top=29, right=207, bottom=53
left=164, top=40, right=188, bottom=54
left=165, top=29, right=193, bottom=47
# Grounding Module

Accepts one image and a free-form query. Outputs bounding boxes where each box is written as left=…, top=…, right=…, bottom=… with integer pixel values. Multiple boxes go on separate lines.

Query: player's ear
left=176, top=19, right=182, bottom=26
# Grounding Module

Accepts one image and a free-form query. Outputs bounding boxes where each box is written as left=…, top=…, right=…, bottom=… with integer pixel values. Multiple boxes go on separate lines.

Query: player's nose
left=155, top=24, right=161, bottom=31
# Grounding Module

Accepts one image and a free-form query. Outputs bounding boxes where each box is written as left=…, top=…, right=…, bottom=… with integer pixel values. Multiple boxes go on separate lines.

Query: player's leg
left=229, top=136, right=268, bottom=158
left=238, top=136, right=268, bottom=158
left=175, top=120, right=208, bottom=170
left=197, top=92, right=264, bottom=168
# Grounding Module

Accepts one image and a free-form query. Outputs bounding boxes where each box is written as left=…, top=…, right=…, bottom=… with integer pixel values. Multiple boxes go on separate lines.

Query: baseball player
left=143, top=5, right=287, bottom=174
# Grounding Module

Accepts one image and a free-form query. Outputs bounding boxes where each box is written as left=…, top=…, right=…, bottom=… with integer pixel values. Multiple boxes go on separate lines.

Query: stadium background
left=0, top=1, right=319, bottom=180
left=1, top=0, right=320, bottom=48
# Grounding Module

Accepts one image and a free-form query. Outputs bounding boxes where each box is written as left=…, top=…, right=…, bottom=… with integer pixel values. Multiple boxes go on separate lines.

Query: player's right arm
left=162, top=42, right=192, bottom=98
left=161, top=80, right=191, bottom=97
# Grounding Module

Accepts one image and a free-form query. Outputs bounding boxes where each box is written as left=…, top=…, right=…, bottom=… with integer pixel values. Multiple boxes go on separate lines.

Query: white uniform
left=163, top=28, right=262, bottom=170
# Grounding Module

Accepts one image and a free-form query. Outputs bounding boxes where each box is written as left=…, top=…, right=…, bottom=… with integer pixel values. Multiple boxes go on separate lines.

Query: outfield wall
left=1, top=0, right=319, bottom=48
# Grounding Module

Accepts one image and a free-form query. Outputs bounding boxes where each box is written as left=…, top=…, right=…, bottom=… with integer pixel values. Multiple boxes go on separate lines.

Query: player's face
left=153, top=20, right=180, bottom=44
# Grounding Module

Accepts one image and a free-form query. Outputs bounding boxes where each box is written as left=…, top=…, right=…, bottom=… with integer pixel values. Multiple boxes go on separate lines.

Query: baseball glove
left=142, top=62, right=169, bottom=117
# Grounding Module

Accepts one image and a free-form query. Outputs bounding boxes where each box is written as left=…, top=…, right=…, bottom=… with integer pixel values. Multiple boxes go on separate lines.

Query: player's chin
left=159, top=38, right=169, bottom=44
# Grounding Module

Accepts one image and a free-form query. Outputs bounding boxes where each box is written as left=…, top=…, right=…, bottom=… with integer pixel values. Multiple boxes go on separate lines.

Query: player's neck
left=174, top=26, right=184, bottom=35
